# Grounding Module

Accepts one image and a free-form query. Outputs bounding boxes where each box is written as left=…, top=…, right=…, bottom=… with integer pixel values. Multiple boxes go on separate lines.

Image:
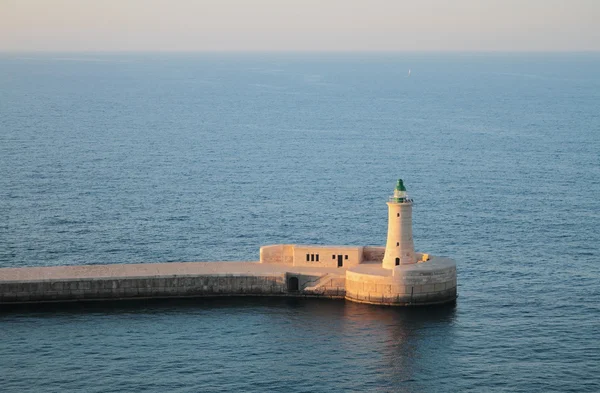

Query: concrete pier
left=0, top=180, right=457, bottom=307
left=0, top=261, right=347, bottom=305
left=0, top=256, right=456, bottom=306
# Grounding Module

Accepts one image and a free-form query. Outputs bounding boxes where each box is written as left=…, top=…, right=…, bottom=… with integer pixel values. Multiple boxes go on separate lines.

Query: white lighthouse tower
left=382, top=179, right=417, bottom=269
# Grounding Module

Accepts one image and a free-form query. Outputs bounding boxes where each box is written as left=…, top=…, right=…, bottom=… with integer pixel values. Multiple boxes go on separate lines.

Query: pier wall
left=0, top=258, right=456, bottom=306
left=291, top=246, right=363, bottom=268
left=363, top=246, right=385, bottom=262
left=260, top=244, right=363, bottom=268
left=345, top=257, right=457, bottom=306
left=260, top=245, right=294, bottom=265
left=0, top=275, right=294, bottom=304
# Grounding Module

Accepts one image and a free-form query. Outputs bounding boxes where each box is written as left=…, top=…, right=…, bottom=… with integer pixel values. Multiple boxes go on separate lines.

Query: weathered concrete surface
left=0, top=261, right=346, bottom=305
left=0, top=257, right=456, bottom=306
left=0, top=261, right=344, bottom=281
left=345, top=256, right=457, bottom=306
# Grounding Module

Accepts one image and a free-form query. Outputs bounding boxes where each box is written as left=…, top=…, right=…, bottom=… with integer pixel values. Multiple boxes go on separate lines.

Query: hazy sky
left=1, top=0, right=599, bottom=52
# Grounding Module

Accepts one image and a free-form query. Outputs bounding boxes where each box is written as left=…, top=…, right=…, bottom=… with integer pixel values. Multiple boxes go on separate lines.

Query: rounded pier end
left=345, top=255, right=457, bottom=306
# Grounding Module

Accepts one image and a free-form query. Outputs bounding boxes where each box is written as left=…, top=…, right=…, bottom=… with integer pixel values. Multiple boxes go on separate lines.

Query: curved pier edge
left=344, top=256, right=457, bottom=306
left=0, top=256, right=457, bottom=307
left=345, top=291, right=458, bottom=307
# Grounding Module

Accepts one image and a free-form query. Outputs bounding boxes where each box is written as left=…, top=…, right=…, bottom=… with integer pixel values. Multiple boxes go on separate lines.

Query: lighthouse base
left=345, top=256, right=457, bottom=306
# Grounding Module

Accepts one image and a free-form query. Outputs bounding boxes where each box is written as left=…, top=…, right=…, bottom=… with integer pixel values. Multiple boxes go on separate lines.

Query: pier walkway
left=0, top=262, right=345, bottom=304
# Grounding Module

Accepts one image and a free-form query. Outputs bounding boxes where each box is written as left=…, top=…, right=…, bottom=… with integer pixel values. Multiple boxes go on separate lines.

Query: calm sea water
left=1, top=53, right=599, bottom=392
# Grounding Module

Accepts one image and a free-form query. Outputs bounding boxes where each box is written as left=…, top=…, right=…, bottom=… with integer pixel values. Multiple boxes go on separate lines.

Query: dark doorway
left=288, top=277, right=299, bottom=292
left=337, top=255, right=343, bottom=267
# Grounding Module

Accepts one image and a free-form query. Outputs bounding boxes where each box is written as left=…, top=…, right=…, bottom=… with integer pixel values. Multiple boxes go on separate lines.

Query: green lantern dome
left=395, top=179, right=406, bottom=192
left=389, top=179, right=410, bottom=203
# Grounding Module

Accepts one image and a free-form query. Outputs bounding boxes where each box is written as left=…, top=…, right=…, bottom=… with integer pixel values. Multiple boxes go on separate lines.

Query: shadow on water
left=0, top=297, right=458, bottom=392
left=0, top=295, right=457, bottom=321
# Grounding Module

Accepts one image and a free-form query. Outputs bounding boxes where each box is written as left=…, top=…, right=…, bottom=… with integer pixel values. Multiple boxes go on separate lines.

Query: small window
left=306, top=254, right=310, bottom=261
left=332, top=255, right=336, bottom=260
left=397, top=213, right=400, bottom=217
left=311, top=254, right=315, bottom=262
left=316, top=254, right=319, bottom=262
left=396, top=242, right=399, bottom=246
left=345, top=255, right=348, bottom=260
left=395, top=257, right=400, bottom=266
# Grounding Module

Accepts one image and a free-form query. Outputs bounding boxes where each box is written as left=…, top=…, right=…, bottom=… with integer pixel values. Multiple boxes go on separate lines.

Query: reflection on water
left=1, top=297, right=457, bottom=392
left=344, top=301, right=457, bottom=390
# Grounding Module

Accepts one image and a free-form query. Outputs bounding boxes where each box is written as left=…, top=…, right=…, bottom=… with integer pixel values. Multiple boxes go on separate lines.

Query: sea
left=0, top=52, right=599, bottom=392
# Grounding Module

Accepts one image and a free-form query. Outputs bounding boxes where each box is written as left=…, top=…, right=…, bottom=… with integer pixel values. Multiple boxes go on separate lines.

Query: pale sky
left=1, top=0, right=599, bottom=52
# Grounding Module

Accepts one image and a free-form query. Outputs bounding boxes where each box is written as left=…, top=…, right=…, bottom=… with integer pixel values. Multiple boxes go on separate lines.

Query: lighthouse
left=382, top=179, right=417, bottom=269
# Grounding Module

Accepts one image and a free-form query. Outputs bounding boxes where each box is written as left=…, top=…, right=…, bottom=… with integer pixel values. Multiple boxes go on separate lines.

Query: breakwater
left=0, top=258, right=456, bottom=306
left=0, top=262, right=346, bottom=304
